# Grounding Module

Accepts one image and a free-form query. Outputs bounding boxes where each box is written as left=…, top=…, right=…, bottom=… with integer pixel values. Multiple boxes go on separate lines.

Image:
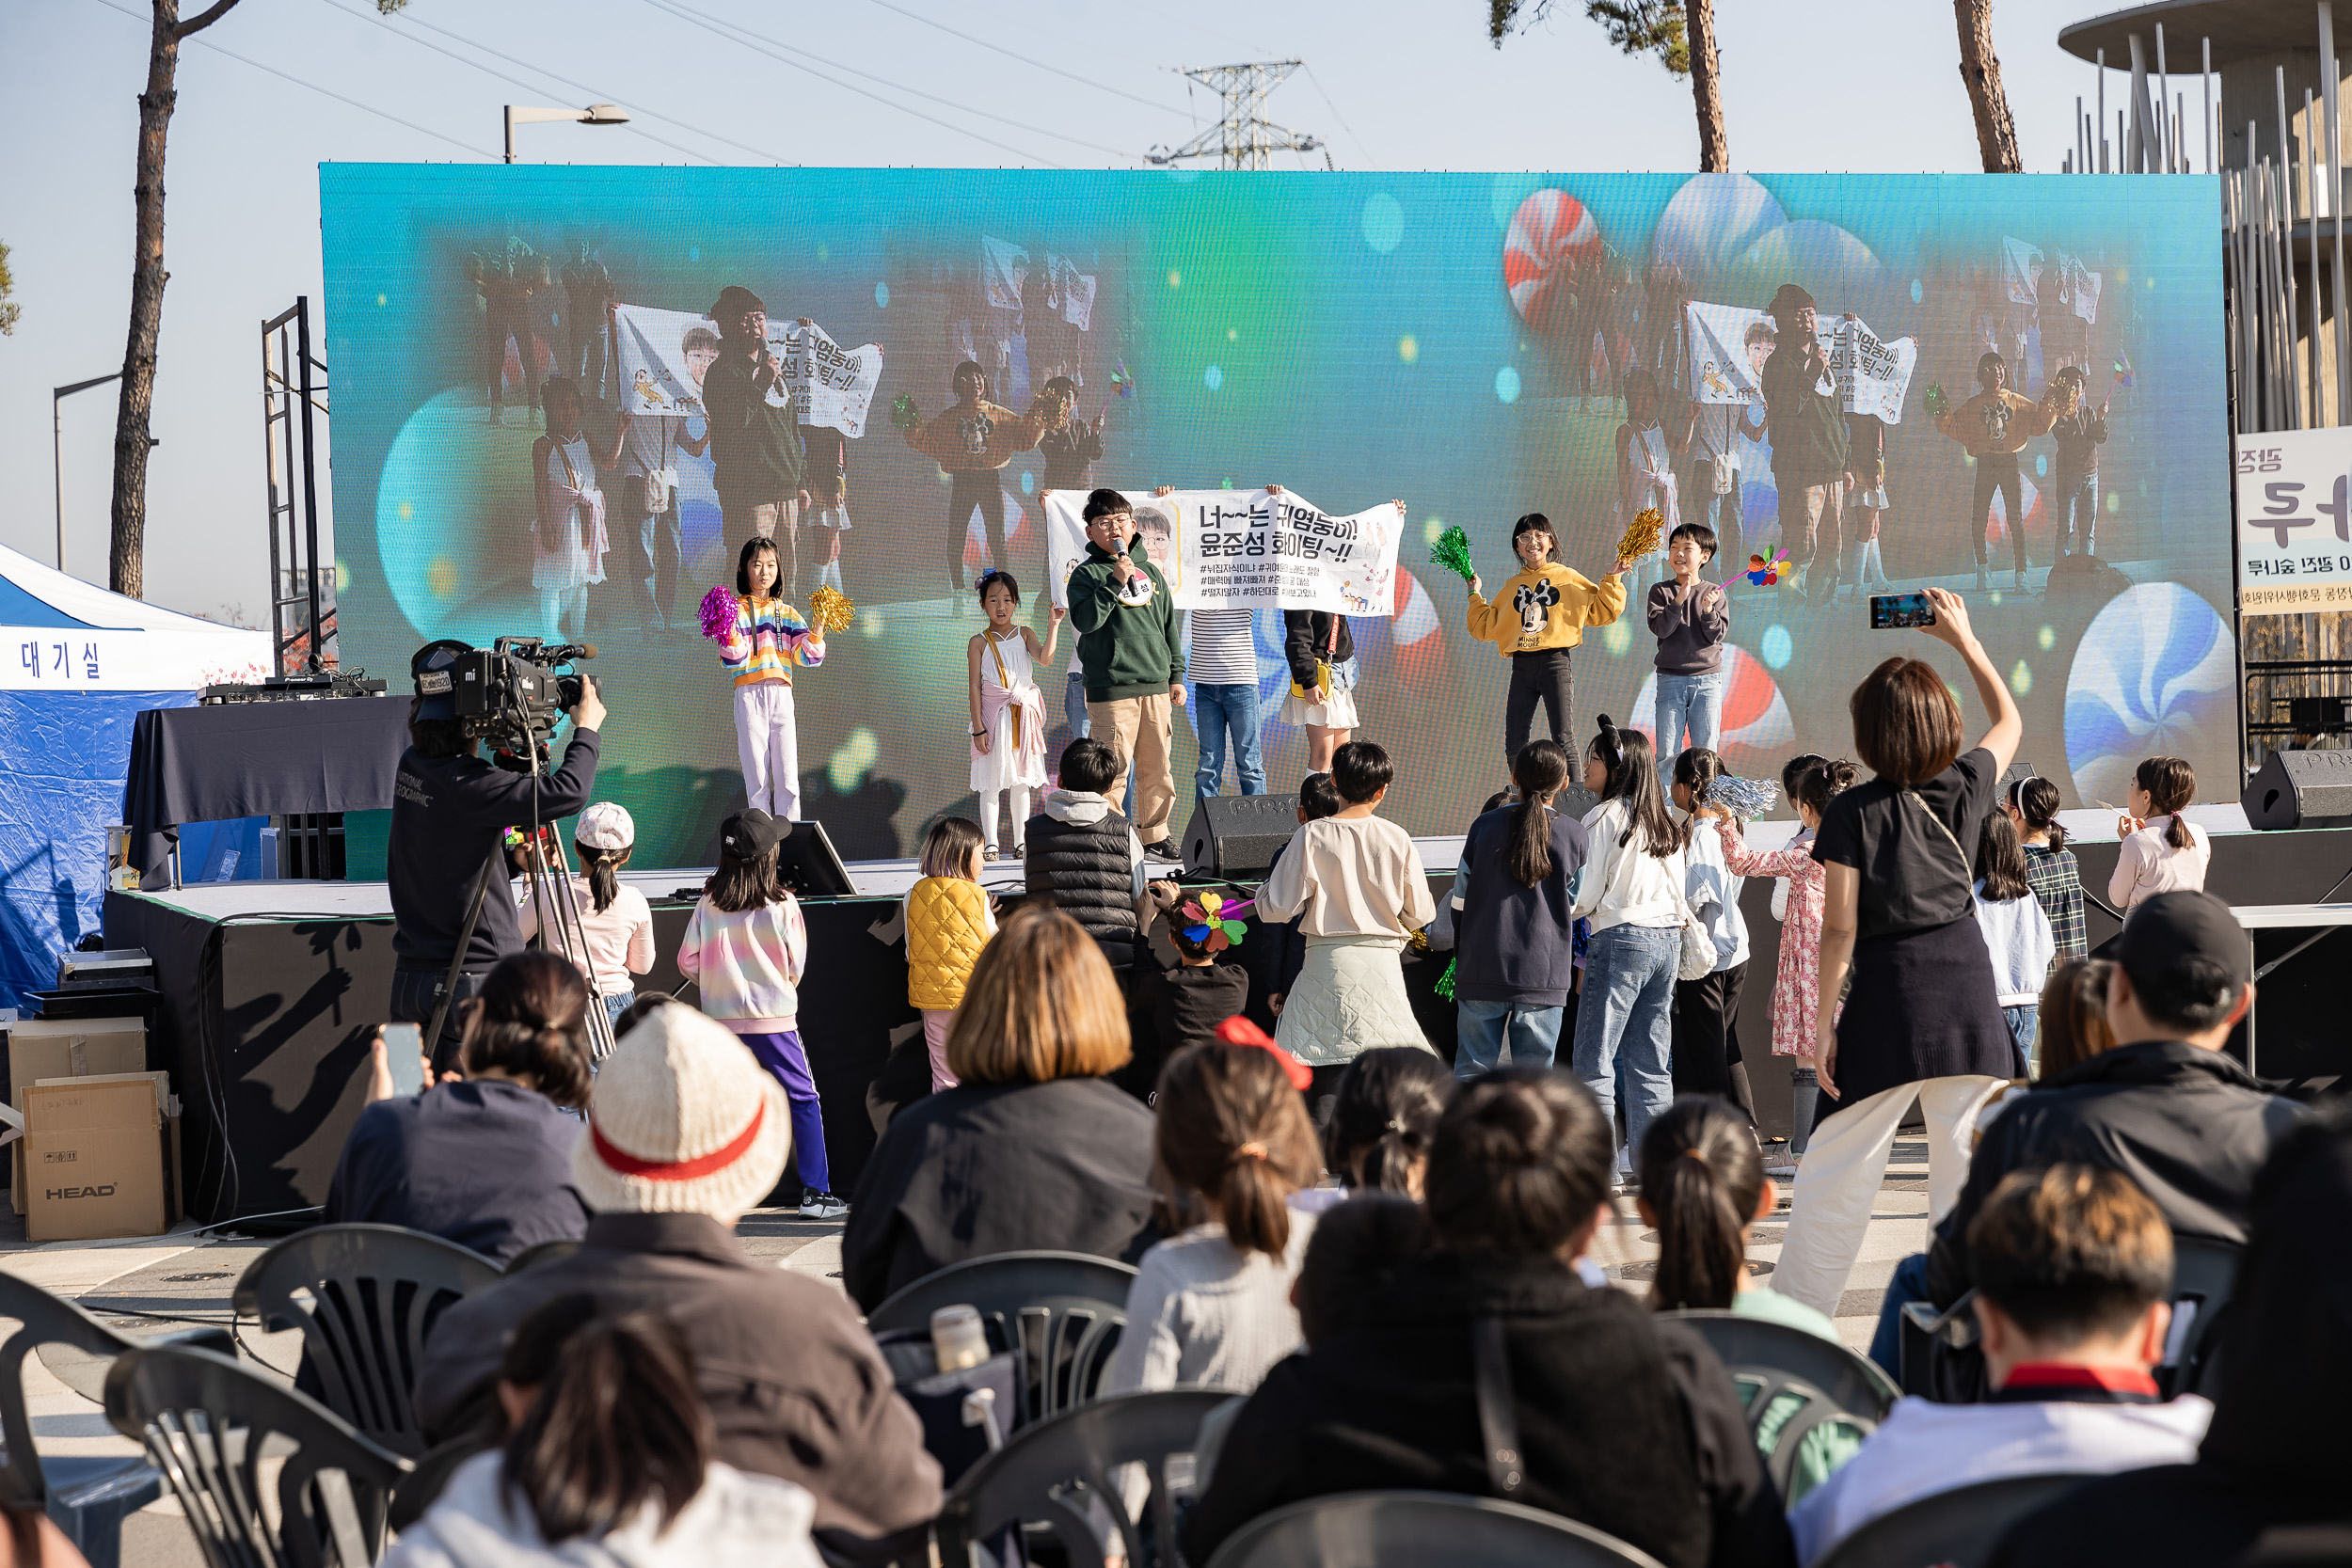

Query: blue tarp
left=0, top=689, right=193, bottom=1009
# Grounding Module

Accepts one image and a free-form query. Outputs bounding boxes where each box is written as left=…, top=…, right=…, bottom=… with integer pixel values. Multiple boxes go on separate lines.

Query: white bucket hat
left=573, top=1004, right=790, bottom=1216
left=576, top=801, right=636, bottom=852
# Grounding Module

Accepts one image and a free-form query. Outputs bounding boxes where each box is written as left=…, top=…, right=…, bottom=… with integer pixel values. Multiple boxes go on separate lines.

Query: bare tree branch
left=173, top=0, right=241, bottom=39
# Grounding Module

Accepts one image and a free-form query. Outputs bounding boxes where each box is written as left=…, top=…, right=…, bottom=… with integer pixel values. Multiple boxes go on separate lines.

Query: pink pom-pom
left=699, top=585, right=738, bottom=641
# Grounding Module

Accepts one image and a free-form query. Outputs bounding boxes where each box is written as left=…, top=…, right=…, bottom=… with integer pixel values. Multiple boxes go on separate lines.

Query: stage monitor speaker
left=774, top=819, right=857, bottom=896
left=2242, top=750, right=2352, bottom=831
left=1183, top=792, right=1299, bottom=878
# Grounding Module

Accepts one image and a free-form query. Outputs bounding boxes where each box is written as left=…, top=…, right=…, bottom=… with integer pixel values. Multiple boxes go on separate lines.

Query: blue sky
left=1, top=0, right=2153, bottom=619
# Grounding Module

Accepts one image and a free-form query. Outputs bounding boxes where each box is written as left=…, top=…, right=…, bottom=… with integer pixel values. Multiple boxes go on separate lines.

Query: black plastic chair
left=1660, top=1309, right=1899, bottom=1494
left=501, top=1238, right=582, bottom=1275
left=934, top=1387, right=1232, bottom=1568
left=103, top=1340, right=412, bottom=1568
left=387, top=1432, right=490, bottom=1533
left=866, top=1251, right=1136, bottom=1424
left=1812, top=1472, right=2093, bottom=1568
left=230, top=1223, right=501, bottom=1457
left=0, top=1271, right=235, bottom=1568
left=1202, top=1490, right=1670, bottom=1568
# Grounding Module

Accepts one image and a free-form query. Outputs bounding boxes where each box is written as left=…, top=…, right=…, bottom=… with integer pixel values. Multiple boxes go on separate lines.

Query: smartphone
left=1869, top=592, right=1935, bottom=630
left=381, top=1022, right=425, bottom=1097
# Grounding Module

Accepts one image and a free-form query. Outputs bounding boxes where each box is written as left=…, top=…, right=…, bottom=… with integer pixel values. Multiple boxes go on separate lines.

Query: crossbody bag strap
left=1902, top=787, right=1976, bottom=888
left=1470, top=1317, right=1526, bottom=1498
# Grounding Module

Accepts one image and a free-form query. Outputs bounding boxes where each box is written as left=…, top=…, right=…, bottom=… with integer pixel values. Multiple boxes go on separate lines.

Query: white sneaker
left=799, top=1192, right=848, bottom=1220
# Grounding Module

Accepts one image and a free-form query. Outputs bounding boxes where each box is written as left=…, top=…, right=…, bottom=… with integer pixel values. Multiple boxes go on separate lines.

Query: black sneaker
left=799, top=1191, right=848, bottom=1220
left=1143, top=840, right=1182, bottom=862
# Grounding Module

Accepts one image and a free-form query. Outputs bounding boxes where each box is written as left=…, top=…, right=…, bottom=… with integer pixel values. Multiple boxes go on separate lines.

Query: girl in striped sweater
left=706, top=537, right=826, bottom=820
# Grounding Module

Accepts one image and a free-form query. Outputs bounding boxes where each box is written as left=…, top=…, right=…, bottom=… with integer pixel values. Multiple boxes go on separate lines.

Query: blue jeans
left=1654, top=669, right=1726, bottom=760
left=1570, top=923, right=1680, bottom=1156
left=1869, top=1251, right=1933, bottom=1377
left=1190, top=682, right=1266, bottom=797
left=1455, top=1000, right=1565, bottom=1080
left=2004, top=1004, right=2037, bottom=1077
left=1065, top=673, right=1136, bottom=816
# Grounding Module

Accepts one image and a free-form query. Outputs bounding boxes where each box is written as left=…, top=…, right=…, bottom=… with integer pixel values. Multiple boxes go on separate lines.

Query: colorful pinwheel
left=1745, top=548, right=1790, bottom=587
left=1181, top=892, right=1255, bottom=953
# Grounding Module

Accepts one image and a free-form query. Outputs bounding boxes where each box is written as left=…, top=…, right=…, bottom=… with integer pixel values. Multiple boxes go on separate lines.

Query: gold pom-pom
left=807, top=585, right=853, bottom=634
left=1615, top=506, right=1663, bottom=564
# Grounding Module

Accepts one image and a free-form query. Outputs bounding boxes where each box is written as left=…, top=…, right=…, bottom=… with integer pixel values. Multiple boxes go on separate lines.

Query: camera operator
left=389, top=642, right=606, bottom=1071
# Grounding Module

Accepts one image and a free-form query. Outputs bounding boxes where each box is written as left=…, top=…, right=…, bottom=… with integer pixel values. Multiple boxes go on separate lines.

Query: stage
left=97, top=809, right=2352, bottom=1223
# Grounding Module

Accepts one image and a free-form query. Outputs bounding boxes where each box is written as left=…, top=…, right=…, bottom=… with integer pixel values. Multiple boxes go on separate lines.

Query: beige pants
left=1771, top=1073, right=2005, bottom=1319
left=1087, top=692, right=1175, bottom=845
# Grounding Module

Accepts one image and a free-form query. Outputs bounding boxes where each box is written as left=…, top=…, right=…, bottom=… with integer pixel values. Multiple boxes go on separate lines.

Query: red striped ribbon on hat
left=590, top=1100, right=766, bottom=1180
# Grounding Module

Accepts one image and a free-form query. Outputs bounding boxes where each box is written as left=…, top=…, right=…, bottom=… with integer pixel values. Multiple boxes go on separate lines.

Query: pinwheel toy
left=1181, top=892, right=1255, bottom=953
left=1745, top=548, right=1789, bottom=587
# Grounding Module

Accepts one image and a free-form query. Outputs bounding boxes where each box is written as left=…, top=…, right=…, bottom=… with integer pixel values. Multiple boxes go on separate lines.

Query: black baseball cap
left=2112, top=891, right=2249, bottom=993
left=719, top=808, right=786, bottom=859
left=409, top=639, right=472, bottom=721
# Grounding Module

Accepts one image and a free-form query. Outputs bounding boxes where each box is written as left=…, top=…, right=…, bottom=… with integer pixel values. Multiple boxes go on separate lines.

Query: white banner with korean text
left=1042, top=488, right=1403, bottom=615
left=613, top=304, right=882, bottom=436
left=2235, top=427, right=2352, bottom=614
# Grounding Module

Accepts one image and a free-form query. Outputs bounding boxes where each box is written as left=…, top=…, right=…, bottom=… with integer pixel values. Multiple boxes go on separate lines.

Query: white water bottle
left=930, top=1304, right=988, bottom=1372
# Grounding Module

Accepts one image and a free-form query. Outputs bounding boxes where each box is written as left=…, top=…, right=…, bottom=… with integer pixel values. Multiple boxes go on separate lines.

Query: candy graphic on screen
left=1502, top=189, right=1603, bottom=331
left=1386, top=566, right=1450, bottom=695
left=1647, top=174, right=1786, bottom=289
left=2064, top=582, right=2234, bottom=808
left=1629, top=645, right=1794, bottom=760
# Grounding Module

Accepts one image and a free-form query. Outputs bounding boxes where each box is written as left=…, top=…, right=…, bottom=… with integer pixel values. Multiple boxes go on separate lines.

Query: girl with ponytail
left=2005, top=774, right=2085, bottom=965
left=1667, top=748, right=1753, bottom=1115
left=384, top=1297, right=822, bottom=1568
left=1446, top=740, right=1590, bottom=1078
left=2111, top=755, right=2210, bottom=911
left=1569, top=718, right=1692, bottom=1164
left=518, top=800, right=655, bottom=1033
left=1106, top=1042, right=1322, bottom=1395
left=1317, top=1047, right=1450, bottom=1201
left=1633, top=1097, right=1862, bottom=1503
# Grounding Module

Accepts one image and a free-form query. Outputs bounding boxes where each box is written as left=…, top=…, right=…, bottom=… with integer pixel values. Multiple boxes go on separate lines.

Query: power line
left=638, top=0, right=1125, bottom=165
left=1301, top=63, right=1369, bottom=166
left=81, top=0, right=489, bottom=157
left=859, top=0, right=1188, bottom=119
left=307, top=0, right=737, bottom=166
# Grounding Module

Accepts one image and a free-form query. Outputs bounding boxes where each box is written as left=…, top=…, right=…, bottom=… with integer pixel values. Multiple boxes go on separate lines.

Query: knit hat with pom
left=573, top=1004, right=790, bottom=1216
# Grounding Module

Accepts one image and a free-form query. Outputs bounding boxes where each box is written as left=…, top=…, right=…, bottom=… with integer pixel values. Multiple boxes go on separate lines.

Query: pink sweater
left=1716, top=818, right=1827, bottom=1060
left=677, top=894, right=807, bottom=1032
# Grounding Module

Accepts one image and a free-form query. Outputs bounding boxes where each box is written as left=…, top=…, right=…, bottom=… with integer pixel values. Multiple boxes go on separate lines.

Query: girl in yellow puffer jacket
left=906, top=816, right=998, bottom=1091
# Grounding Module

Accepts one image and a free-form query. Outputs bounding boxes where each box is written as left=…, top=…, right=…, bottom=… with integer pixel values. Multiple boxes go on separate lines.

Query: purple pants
left=737, top=1029, right=832, bottom=1195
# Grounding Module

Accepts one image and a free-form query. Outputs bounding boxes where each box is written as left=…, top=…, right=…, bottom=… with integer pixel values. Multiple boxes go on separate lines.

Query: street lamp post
left=503, top=103, right=631, bottom=163
left=54, top=372, right=124, bottom=574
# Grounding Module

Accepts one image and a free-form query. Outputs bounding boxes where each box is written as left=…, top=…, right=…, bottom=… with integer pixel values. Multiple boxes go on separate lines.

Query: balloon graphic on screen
left=2064, top=582, right=2234, bottom=808
left=1386, top=566, right=1449, bottom=695
left=1629, top=644, right=1794, bottom=763
left=1502, top=189, right=1602, bottom=332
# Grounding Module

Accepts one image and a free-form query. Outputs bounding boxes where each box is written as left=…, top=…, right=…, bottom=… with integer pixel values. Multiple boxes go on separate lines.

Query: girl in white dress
left=531, top=378, right=609, bottom=641
left=967, top=570, right=1063, bottom=859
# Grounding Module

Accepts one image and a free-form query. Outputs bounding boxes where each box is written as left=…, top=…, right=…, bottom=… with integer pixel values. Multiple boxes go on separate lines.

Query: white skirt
left=1274, top=934, right=1436, bottom=1067
left=1279, top=657, right=1360, bottom=730
left=970, top=689, right=1048, bottom=792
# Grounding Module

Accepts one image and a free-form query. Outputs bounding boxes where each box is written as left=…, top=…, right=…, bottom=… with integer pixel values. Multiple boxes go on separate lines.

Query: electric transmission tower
left=1147, top=61, right=1327, bottom=170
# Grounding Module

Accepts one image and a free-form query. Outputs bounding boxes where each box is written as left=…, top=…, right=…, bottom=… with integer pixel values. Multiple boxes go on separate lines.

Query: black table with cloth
left=123, top=696, right=411, bottom=887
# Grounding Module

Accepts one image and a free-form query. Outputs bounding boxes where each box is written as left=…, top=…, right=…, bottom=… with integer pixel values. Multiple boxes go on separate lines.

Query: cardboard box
left=23, top=1072, right=179, bottom=1243
left=7, top=1018, right=149, bottom=1215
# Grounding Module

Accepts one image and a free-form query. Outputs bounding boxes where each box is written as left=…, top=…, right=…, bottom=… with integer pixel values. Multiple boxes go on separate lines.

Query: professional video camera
left=414, top=637, right=596, bottom=750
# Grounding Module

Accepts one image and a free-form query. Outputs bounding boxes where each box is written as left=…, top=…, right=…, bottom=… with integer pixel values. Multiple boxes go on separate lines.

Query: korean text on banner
left=782, top=321, right=882, bottom=438
left=2235, top=428, right=2352, bottom=614
left=1043, top=489, right=1401, bottom=616
left=1831, top=314, right=1918, bottom=424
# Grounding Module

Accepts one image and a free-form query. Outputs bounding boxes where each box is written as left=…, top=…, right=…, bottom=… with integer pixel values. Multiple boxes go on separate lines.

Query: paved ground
left=1, top=1140, right=1927, bottom=1560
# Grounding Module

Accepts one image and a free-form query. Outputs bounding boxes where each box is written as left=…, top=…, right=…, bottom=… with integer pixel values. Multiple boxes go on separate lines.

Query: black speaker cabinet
left=1183, top=792, right=1300, bottom=877
left=2243, top=750, right=2352, bottom=831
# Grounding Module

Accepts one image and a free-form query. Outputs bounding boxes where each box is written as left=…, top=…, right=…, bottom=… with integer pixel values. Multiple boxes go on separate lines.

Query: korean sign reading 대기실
left=2234, top=428, right=2352, bottom=614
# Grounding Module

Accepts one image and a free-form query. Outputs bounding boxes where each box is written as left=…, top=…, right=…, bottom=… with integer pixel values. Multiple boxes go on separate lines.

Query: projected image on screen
left=322, top=167, right=2229, bottom=869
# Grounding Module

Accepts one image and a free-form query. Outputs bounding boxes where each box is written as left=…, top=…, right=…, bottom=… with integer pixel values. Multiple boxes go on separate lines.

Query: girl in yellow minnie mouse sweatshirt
left=1465, top=512, right=1629, bottom=774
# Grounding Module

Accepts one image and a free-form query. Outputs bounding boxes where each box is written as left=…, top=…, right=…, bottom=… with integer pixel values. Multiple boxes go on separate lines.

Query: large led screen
left=321, top=166, right=2230, bottom=867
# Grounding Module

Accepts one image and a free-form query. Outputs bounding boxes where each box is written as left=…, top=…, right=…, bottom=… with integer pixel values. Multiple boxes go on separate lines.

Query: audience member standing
left=2110, top=756, right=2209, bottom=911
left=904, top=817, right=995, bottom=1093
left=1669, top=747, right=1752, bottom=1114
left=1182, top=1069, right=1797, bottom=1568
left=517, top=802, right=654, bottom=1033
left=1448, top=740, right=1589, bottom=1079
left=327, top=952, right=591, bottom=1263
left=1974, top=810, right=2056, bottom=1074
left=1105, top=1042, right=1321, bottom=1396
left=413, top=1005, right=944, bottom=1539
left=1257, top=743, right=1438, bottom=1106
left=1776, top=587, right=2022, bottom=1319
left=844, top=907, right=1156, bottom=1310
left=2007, top=775, right=2086, bottom=966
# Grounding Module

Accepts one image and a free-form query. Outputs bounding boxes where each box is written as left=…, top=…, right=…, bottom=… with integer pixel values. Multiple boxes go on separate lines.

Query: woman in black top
left=1280, top=609, right=1358, bottom=774
left=1772, top=585, right=2022, bottom=1320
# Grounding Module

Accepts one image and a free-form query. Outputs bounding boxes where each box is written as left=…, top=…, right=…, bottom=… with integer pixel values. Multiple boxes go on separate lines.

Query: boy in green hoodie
left=1068, top=487, right=1187, bottom=859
